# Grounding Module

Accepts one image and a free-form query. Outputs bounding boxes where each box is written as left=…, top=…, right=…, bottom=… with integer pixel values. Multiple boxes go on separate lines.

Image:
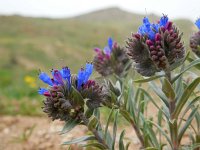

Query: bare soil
left=0, top=116, right=141, bottom=150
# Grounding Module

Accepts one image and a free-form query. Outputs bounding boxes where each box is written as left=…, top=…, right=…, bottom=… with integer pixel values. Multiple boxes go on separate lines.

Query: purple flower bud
left=52, top=70, right=64, bottom=85
left=155, top=33, right=161, bottom=41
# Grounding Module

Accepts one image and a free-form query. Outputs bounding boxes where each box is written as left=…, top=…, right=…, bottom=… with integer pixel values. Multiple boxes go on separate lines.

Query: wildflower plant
left=93, top=38, right=131, bottom=77
left=38, top=15, right=200, bottom=150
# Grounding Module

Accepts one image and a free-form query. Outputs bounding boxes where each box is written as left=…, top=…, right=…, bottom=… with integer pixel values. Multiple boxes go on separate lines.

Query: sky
left=0, top=0, right=199, bottom=21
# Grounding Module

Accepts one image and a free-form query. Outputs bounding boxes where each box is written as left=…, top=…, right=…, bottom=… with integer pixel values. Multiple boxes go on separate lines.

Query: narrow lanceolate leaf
left=134, top=74, right=164, bottom=83
left=149, top=121, right=172, bottom=147
left=173, top=77, right=200, bottom=118
left=81, top=143, right=108, bottom=149
left=60, top=119, right=79, bottom=134
left=112, top=110, right=119, bottom=150
left=172, top=58, right=200, bottom=83
left=104, top=108, right=114, bottom=140
left=62, top=136, right=96, bottom=145
left=119, top=130, right=126, bottom=150
left=178, top=107, right=198, bottom=144
left=119, top=109, right=135, bottom=124
left=178, top=96, right=200, bottom=128
left=162, top=78, right=175, bottom=101
left=138, top=87, right=170, bottom=118
left=88, top=116, right=98, bottom=131
left=149, top=82, right=169, bottom=107
left=187, top=57, right=200, bottom=70
left=71, top=86, right=84, bottom=106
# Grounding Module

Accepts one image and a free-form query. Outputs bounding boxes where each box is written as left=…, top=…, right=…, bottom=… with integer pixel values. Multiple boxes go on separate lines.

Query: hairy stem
left=129, top=118, right=145, bottom=148
left=79, top=113, right=109, bottom=149
left=166, top=70, right=179, bottom=150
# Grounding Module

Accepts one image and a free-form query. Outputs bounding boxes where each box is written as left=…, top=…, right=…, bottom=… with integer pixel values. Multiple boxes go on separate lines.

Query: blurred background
left=0, top=0, right=199, bottom=149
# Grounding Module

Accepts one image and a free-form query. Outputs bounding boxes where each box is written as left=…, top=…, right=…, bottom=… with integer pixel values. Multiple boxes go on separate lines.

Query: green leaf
left=172, top=58, right=200, bottom=83
left=119, top=109, right=135, bottom=124
left=178, top=96, right=200, bottom=128
left=187, top=57, right=200, bottom=70
left=81, top=142, right=108, bottom=149
left=148, top=121, right=172, bottom=147
left=173, top=77, right=200, bottom=118
left=162, top=78, right=175, bottom=101
left=104, top=108, right=114, bottom=140
left=175, top=76, right=184, bottom=102
left=178, top=107, right=198, bottom=144
left=134, top=74, right=164, bottom=83
left=138, top=88, right=170, bottom=118
left=149, top=82, right=169, bottom=108
left=146, top=122, right=159, bottom=147
left=62, top=135, right=96, bottom=145
left=88, top=116, right=98, bottom=131
left=71, top=86, right=84, bottom=106
left=60, top=119, right=79, bottom=134
left=119, top=130, right=126, bottom=150
left=112, top=110, right=119, bottom=150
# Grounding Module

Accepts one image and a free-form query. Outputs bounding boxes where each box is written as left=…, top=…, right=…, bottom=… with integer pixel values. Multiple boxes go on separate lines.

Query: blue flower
left=138, top=17, right=151, bottom=34
left=103, top=37, right=114, bottom=56
left=77, top=68, right=85, bottom=90
left=77, top=63, right=93, bottom=90
left=108, top=37, right=113, bottom=50
left=38, top=88, right=48, bottom=95
left=39, top=72, right=53, bottom=86
left=152, top=23, right=160, bottom=32
left=84, top=63, right=93, bottom=82
left=138, top=17, right=156, bottom=40
left=195, top=18, right=200, bottom=30
left=60, top=67, right=71, bottom=86
left=159, top=15, right=168, bottom=27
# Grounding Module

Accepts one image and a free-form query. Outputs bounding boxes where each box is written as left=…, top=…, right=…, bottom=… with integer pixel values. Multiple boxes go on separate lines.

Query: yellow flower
left=24, top=76, right=36, bottom=88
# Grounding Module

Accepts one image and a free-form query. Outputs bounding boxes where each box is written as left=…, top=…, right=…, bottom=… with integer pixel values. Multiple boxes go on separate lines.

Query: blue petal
left=39, top=72, right=53, bottom=86
left=77, top=69, right=85, bottom=90
left=84, top=63, right=93, bottom=82
left=159, top=15, right=168, bottom=27
left=108, top=37, right=113, bottom=50
left=148, top=30, right=156, bottom=40
left=195, top=18, right=200, bottom=30
left=38, top=88, right=48, bottom=95
left=60, top=67, right=71, bottom=87
left=151, top=23, right=160, bottom=32
left=143, top=17, right=151, bottom=30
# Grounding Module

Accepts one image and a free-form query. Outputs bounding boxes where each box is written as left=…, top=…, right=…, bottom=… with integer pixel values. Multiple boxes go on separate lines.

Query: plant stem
left=166, top=70, right=179, bottom=150
left=79, top=113, right=109, bottom=149
left=127, top=114, right=145, bottom=148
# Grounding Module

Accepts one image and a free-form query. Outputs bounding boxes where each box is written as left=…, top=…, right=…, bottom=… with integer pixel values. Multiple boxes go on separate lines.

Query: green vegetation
left=0, top=7, right=195, bottom=115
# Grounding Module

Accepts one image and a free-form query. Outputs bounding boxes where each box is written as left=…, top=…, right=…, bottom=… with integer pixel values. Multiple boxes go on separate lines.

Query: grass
left=0, top=8, right=196, bottom=115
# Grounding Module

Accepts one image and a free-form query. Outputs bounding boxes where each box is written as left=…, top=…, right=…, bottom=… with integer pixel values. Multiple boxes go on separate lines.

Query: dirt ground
left=0, top=116, right=141, bottom=150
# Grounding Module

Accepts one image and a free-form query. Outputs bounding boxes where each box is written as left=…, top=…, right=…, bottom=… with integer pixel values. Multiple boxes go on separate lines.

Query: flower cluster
left=38, top=63, right=107, bottom=121
left=190, top=18, right=200, bottom=57
left=93, top=37, right=130, bottom=77
left=126, top=15, right=185, bottom=76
